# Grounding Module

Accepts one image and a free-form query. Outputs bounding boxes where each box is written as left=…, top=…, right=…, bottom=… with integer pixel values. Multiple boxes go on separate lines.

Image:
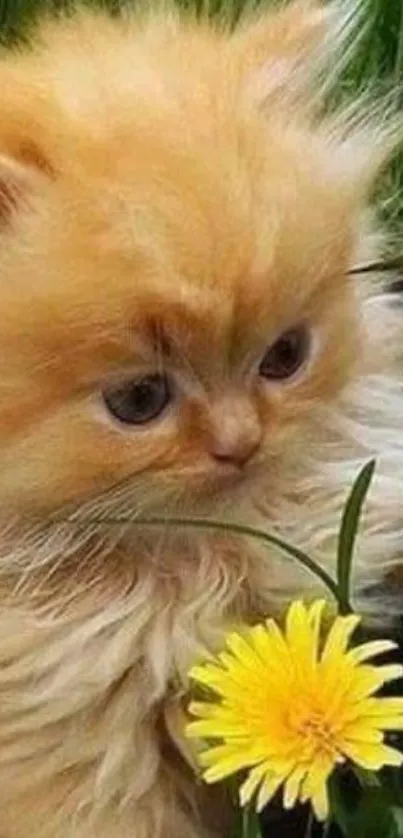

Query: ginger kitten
left=0, top=1, right=400, bottom=836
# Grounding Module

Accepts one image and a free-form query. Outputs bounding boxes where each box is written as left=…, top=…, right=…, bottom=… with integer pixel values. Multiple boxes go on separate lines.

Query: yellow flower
left=186, top=600, right=403, bottom=821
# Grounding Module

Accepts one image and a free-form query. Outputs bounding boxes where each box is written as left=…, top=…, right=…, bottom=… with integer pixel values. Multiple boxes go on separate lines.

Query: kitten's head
left=0, top=2, right=396, bottom=535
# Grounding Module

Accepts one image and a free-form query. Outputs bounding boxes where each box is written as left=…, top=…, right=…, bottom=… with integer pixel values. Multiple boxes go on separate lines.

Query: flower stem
left=304, top=810, right=314, bottom=838
left=80, top=514, right=343, bottom=608
left=241, top=807, right=262, bottom=838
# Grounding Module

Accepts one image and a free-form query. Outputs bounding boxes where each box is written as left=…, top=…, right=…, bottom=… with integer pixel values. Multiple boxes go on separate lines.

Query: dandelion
left=186, top=600, right=403, bottom=821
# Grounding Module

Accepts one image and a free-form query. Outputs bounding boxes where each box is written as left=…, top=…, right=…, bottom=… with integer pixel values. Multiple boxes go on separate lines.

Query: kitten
left=0, top=1, right=401, bottom=836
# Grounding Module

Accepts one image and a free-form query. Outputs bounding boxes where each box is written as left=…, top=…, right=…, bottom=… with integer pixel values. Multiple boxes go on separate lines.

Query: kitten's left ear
left=232, top=0, right=336, bottom=104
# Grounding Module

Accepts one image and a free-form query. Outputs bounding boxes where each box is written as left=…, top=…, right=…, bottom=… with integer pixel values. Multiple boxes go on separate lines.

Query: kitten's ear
left=0, top=146, right=52, bottom=224
left=232, top=0, right=335, bottom=104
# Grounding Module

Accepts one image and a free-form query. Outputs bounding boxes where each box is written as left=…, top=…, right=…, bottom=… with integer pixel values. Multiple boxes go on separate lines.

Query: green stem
left=241, top=807, right=262, bottom=838
left=304, top=810, right=314, bottom=838
left=74, top=514, right=345, bottom=609
left=322, top=821, right=331, bottom=838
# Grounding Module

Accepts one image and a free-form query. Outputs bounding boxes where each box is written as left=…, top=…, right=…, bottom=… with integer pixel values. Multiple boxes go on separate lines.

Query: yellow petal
left=347, top=664, right=403, bottom=701
left=321, top=614, right=361, bottom=666
left=343, top=741, right=403, bottom=770
left=376, top=664, right=403, bottom=684
left=374, top=717, right=403, bottom=730
left=311, top=781, right=329, bottom=822
left=188, top=664, right=228, bottom=693
left=362, top=697, right=403, bottom=717
left=188, top=701, right=220, bottom=718
left=308, top=600, right=327, bottom=654
left=186, top=719, right=245, bottom=739
left=248, top=624, right=291, bottom=678
left=285, top=600, right=308, bottom=646
left=300, top=757, right=333, bottom=820
left=224, top=632, right=265, bottom=672
left=199, top=742, right=265, bottom=769
left=283, top=765, right=308, bottom=809
left=239, top=762, right=269, bottom=806
left=216, top=652, right=266, bottom=692
left=264, top=618, right=292, bottom=658
left=339, top=724, right=383, bottom=745
left=286, top=601, right=319, bottom=678
left=202, top=749, right=259, bottom=783
left=336, top=696, right=403, bottom=727
left=256, top=772, right=284, bottom=812
left=348, top=640, right=398, bottom=664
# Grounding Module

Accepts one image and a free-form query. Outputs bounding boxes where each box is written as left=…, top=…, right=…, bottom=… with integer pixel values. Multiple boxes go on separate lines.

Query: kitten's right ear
left=0, top=147, right=52, bottom=224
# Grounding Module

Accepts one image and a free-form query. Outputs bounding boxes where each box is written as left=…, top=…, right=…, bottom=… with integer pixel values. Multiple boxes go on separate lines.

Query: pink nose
left=207, top=396, right=262, bottom=468
left=210, top=435, right=261, bottom=467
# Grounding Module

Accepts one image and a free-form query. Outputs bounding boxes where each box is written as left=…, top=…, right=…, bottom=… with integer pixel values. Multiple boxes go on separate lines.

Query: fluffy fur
left=0, top=1, right=401, bottom=835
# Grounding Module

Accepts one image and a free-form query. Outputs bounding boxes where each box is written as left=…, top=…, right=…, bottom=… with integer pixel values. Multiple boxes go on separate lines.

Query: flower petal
left=347, top=664, right=403, bottom=701
left=188, top=663, right=228, bottom=693
left=199, top=743, right=257, bottom=768
left=186, top=718, right=250, bottom=739
left=202, top=749, right=257, bottom=783
left=248, top=624, right=291, bottom=678
left=256, top=772, right=284, bottom=812
left=283, top=765, right=308, bottom=809
left=311, top=781, right=329, bottom=822
left=188, top=701, right=219, bottom=718
left=224, top=632, right=265, bottom=671
left=361, top=697, right=403, bottom=717
left=321, top=614, right=361, bottom=665
left=348, top=640, right=398, bottom=664
left=239, top=762, right=269, bottom=806
left=339, top=724, right=383, bottom=746
left=300, top=757, right=333, bottom=820
left=308, top=599, right=327, bottom=655
left=343, top=741, right=403, bottom=770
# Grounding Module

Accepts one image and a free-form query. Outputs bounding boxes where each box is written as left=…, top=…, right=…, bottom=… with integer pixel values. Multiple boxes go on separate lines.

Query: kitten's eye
left=259, top=327, right=309, bottom=381
left=103, top=373, right=171, bottom=425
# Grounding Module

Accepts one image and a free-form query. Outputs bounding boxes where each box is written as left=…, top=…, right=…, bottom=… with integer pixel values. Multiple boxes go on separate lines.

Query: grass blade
left=336, top=460, right=376, bottom=614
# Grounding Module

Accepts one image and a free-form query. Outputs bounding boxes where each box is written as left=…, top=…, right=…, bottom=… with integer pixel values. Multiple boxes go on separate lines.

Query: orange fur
left=0, top=2, right=400, bottom=836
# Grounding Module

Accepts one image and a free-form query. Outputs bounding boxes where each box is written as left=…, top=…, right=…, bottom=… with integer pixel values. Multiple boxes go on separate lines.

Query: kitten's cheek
left=0, top=402, right=182, bottom=515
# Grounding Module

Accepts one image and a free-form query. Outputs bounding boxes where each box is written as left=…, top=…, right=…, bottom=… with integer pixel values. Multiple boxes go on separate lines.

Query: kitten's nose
left=207, top=396, right=262, bottom=468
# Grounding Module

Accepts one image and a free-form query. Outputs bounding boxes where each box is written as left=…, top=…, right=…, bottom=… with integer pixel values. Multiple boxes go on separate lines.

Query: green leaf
left=329, top=771, right=361, bottom=836
left=392, top=807, right=403, bottom=838
left=333, top=790, right=397, bottom=838
left=354, top=796, right=398, bottom=838
left=330, top=773, right=401, bottom=838
left=336, top=460, right=376, bottom=614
